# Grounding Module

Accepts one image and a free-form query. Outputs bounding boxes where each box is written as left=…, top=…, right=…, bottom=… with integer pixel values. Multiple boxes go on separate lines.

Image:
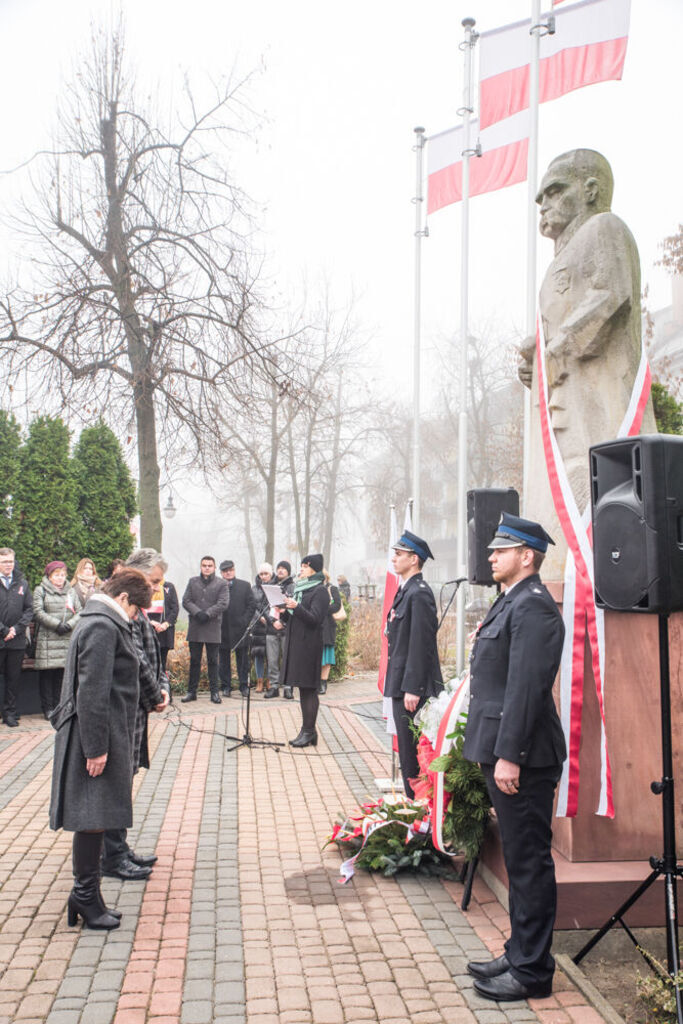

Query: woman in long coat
left=33, top=561, right=82, bottom=718
left=280, top=554, right=330, bottom=747
left=49, top=568, right=153, bottom=931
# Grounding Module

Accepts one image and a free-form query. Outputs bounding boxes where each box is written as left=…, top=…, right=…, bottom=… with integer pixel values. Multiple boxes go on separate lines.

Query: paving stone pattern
left=0, top=677, right=610, bottom=1024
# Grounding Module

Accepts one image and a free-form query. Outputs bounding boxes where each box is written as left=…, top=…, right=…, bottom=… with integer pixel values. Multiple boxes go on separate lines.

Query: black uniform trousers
left=218, top=645, right=249, bottom=691
left=391, top=694, right=427, bottom=799
left=1, top=648, right=25, bottom=717
left=481, top=762, right=562, bottom=987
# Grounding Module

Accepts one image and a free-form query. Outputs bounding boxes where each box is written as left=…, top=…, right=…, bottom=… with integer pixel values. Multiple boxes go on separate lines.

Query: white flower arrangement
left=414, top=671, right=469, bottom=746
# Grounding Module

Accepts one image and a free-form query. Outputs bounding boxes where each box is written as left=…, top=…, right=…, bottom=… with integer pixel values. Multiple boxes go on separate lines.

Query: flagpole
left=523, top=0, right=544, bottom=513
left=412, top=128, right=426, bottom=533
left=455, top=17, right=477, bottom=674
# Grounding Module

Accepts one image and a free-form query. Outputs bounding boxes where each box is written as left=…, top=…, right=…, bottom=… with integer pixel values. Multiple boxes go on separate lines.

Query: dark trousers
left=218, top=644, right=249, bottom=690
left=188, top=642, right=220, bottom=696
left=102, top=828, right=129, bottom=868
left=159, top=647, right=169, bottom=672
left=0, top=648, right=25, bottom=717
left=481, top=762, right=562, bottom=987
left=391, top=694, right=427, bottom=800
left=39, top=667, right=64, bottom=716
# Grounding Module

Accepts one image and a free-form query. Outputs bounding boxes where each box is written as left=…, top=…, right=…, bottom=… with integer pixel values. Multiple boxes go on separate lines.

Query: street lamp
left=163, top=492, right=176, bottom=519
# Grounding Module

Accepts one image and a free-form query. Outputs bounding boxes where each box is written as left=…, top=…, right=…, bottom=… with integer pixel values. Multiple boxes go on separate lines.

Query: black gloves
left=56, top=623, right=71, bottom=635
left=195, top=611, right=210, bottom=624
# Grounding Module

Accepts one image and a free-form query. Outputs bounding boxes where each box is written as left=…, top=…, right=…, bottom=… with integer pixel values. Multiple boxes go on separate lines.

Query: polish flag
left=378, top=506, right=399, bottom=696
left=479, top=0, right=631, bottom=130
left=427, top=110, right=529, bottom=214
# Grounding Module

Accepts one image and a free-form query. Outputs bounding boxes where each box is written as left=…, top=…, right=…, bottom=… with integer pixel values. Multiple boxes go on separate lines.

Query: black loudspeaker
left=467, top=488, right=519, bottom=586
left=590, top=435, right=683, bottom=613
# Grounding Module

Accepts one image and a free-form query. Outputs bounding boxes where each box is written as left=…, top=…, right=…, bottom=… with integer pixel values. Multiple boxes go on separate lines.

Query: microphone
left=444, top=577, right=468, bottom=586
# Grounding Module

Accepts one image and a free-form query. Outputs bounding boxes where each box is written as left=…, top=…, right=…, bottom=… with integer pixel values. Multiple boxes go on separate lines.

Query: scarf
left=293, top=571, right=324, bottom=603
left=148, top=578, right=165, bottom=615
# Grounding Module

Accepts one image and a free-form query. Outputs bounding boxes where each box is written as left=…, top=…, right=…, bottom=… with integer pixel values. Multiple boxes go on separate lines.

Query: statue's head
left=536, top=149, right=613, bottom=241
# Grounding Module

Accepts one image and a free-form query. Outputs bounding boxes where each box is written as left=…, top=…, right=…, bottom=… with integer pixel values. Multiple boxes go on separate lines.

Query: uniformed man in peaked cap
left=463, top=513, right=566, bottom=1002
left=384, top=530, right=443, bottom=798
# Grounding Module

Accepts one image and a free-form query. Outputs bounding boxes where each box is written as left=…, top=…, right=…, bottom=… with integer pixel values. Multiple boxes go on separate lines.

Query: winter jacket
left=280, top=581, right=329, bottom=690
left=0, top=572, right=33, bottom=650
left=182, top=573, right=230, bottom=644
left=147, top=581, right=179, bottom=651
left=49, top=596, right=139, bottom=832
left=33, top=578, right=82, bottom=670
left=321, top=584, right=342, bottom=647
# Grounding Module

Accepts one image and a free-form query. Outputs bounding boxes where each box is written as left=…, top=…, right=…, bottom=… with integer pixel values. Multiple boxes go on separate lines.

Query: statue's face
left=536, top=162, right=586, bottom=240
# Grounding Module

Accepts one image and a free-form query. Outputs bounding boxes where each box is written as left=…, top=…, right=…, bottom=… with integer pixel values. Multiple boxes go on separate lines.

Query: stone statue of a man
left=519, top=149, right=656, bottom=576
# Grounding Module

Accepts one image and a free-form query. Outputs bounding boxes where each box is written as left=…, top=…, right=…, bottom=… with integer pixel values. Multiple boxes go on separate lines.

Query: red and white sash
left=536, top=324, right=651, bottom=817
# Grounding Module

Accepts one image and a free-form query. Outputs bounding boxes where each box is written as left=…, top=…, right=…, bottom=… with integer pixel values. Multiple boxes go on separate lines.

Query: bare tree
left=0, top=25, right=279, bottom=548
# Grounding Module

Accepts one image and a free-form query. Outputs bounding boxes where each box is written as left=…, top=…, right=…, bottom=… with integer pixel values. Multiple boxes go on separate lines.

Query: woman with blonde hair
left=71, top=558, right=102, bottom=607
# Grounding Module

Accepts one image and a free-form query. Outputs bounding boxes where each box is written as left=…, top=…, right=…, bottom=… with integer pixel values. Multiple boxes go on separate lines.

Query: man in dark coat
left=182, top=556, right=230, bottom=704
left=0, top=548, right=34, bottom=727
left=218, top=560, right=256, bottom=697
left=384, top=531, right=443, bottom=798
left=463, top=513, right=566, bottom=1003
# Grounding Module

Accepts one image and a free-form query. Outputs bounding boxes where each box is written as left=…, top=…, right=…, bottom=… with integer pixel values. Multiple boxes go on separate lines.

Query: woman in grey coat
left=49, top=568, right=153, bottom=931
left=33, top=561, right=82, bottom=718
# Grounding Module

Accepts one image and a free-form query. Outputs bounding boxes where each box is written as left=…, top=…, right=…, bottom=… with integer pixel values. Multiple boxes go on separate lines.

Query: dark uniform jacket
left=0, top=572, right=33, bottom=650
left=463, top=573, right=566, bottom=767
left=220, top=578, right=256, bottom=650
left=384, top=573, right=443, bottom=699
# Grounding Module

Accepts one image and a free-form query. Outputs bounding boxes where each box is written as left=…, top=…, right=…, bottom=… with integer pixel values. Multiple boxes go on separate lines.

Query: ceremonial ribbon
left=536, top=324, right=651, bottom=817
left=337, top=813, right=430, bottom=884
left=430, top=675, right=470, bottom=854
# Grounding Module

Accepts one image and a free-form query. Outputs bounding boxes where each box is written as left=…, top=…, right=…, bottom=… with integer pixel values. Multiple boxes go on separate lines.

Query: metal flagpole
left=523, top=0, right=553, bottom=511
left=455, top=18, right=477, bottom=673
left=412, top=128, right=427, bottom=533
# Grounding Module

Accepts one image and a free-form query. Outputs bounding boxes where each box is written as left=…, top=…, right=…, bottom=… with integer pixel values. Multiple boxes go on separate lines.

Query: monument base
left=480, top=818, right=666, bottom=930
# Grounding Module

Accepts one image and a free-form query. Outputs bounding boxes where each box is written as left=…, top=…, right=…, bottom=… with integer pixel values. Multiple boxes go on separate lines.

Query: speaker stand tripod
left=223, top=610, right=285, bottom=754
left=573, top=614, right=682, bottom=1024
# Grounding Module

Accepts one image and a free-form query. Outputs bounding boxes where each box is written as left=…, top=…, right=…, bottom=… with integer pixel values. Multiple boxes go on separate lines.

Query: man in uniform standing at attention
left=384, top=530, right=442, bottom=798
left=464, top=513, right=566, bottom=1002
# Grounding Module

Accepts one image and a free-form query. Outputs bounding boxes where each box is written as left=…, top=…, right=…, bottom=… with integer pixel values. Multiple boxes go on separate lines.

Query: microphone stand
left=223, top=606, right=285, bottom=753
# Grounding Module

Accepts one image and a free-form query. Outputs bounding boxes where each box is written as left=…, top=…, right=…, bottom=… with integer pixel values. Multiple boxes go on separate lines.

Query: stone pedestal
left=479, top=587, right=683, bottom=927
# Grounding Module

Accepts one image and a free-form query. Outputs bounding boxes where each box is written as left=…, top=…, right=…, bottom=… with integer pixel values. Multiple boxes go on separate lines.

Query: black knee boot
left=290, top=690, right=319, bottom=747
left=68, top=832, right=120, bottom=930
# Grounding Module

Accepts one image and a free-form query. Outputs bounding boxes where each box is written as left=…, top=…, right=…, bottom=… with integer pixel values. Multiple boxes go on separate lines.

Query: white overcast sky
left=1, top=0, right=680, bottom=405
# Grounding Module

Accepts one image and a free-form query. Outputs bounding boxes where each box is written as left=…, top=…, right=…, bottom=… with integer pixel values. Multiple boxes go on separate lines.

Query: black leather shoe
left=128, top=850, right=158, bottom=868
left=181, top=693, right=197, bottom=703
left=210, top=693, right=222, bottom=704
left=239, top=685, right=249, bottom=697
left=473, top=969, right=552, bottom=1002
left=289, top=730, right=318, bottom=748
left=102, top=858, right=153, bottom=881
left=283, top=687, right=293, bottom=700
left=264, top=687, right=279, bottom=699
left=3, top=713, right=18, bottom=727
left=467, top=953, right=510, bottom=980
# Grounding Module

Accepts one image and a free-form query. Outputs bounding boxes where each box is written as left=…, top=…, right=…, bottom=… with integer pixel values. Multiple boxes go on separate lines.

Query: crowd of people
left=0, top=543, right=349, bottom=931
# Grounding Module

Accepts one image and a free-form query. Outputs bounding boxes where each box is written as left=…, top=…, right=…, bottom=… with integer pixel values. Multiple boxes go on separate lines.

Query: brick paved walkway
left=0, top=676, right=611, bottom=1024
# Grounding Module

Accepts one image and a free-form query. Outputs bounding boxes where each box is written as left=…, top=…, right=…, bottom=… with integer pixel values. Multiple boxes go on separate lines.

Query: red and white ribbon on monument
left=536, top=324, right=651, bottom=817
left=430, top=675, right=470, bottom=854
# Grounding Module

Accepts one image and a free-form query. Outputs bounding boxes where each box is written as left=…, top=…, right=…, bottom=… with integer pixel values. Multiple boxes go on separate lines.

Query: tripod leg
left=573, top=869, right=659, bottom=965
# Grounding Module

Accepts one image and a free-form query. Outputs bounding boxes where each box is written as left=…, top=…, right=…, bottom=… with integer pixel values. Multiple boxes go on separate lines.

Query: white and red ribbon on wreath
left=429, top=676, right=470, bottom=853
left=536, top=324, right=651, bottom=817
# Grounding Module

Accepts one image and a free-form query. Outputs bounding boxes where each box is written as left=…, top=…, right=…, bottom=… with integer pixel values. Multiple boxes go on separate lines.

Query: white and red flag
left=378, top=506, right=399, bottom=738
left=479, top=0, right=630, bottom=130
left=427, top=109, right=529, bottom=214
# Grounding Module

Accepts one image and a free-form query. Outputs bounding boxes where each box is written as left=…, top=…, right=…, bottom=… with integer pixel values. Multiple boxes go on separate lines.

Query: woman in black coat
left=49, top=569, right=153, bottom=931
left=280, top=553, right=330, bottom=747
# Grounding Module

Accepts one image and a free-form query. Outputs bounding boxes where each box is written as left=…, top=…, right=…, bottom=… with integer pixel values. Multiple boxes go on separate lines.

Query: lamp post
left=163, top=491, right=176, bottom=520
